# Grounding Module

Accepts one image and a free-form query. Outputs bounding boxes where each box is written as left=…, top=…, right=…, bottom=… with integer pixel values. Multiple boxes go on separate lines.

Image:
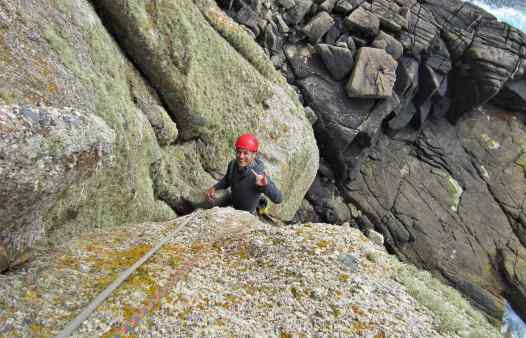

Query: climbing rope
left=54, top=213, right=198, bottom=338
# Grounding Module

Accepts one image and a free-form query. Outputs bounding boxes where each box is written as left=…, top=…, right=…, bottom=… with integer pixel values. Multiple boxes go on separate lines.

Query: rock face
left=0, top=0, right=318, bottom=270
left=344, top=107, right=526, bottom=319
left=0, top=105, right=114, bottom=271
left=0, top=208, right=500, bottom=337
left=218, top=0, right=526, bottom=320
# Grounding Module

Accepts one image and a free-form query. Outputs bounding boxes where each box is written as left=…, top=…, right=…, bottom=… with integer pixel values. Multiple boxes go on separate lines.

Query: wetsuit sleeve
left=258, top=176, right=283, bottom=204
left=214, top=161, right=232, bottom=190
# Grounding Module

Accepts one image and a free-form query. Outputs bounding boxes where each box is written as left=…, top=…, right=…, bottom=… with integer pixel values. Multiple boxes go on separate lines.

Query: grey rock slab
left=344, top=6, right=380, bottom=39
left=302, top=11, right=335, bottom=42
left=319, top=0, right=338, bottom=12
left=346, top=47, right=398, bottom=98
left=316, top=43, right=355, bottom=80
left=333, top=0, right=354, bottom=15
left=372, top=30, right=403, bottom=60
left=285, top=0, right=313, bottom=24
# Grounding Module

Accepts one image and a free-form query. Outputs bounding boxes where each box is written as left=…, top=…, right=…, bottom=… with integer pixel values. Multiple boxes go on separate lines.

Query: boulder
left=0, top=105, right=114, bottom=271
left=302, top=11, right=335, bottom=42
left=372, top=31, right=404, bottom=60
left=316, top=43, right=355, bottom=80
left=346, top=47, right=398, bottom=98
left=492, top=79, right=526, bottom=111
left=91, top=0, right=320, bottom=220
left=319, top=0, right=338, bottom=12
left=370, top=0, right=408, bottom=32
left=333, top=0, right=354, bottom=15
left=399, top=3, right=438, bottom=57
left=389, top=56, right=419, bottom=132
left=344, top=6, right=380, bottom=39
left=284, top=0, right=313, bottom=24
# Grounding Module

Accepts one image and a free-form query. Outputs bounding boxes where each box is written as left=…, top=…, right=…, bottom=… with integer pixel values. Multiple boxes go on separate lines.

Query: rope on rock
left=54, top=213, right=198, bottom=338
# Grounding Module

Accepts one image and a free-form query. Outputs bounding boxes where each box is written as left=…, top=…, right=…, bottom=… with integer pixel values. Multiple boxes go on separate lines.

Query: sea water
left=464, top=0, right=526, bottom=32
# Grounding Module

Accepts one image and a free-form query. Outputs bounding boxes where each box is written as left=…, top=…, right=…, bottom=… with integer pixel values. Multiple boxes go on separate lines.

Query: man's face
left=236, top=148, right=256, bottom=167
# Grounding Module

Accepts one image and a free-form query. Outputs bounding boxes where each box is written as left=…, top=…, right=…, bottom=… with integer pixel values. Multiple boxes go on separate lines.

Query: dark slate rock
left=324, top=17, right=343, bottom=44
left=284, top=43, right=330, bottom=80
left=285, top=0, right=313, bottom=25
left=492, top=79, right=526, bottom=111
left=399, top=3, right=438, bottom=57
left=344, top=109, right=526, bottom=320
left=298, top=75, right=375, bottom=180
left=319, top=0, right=338, bottom=12
left=373, top=30, right=403, bottom=60
left=423, top=35, right=452, bottom=74
left=316, top=43, right=355, bottom=80
left=264, top=20, right=284, bottom=52
left=321, top=198, right=351, bottom=224
left=389, top=56, right=419, bottom=132
left=346, top=47, right=398, bottom=98
left=344, top=6, right=380, bottom=39
left=413, top=64, right=443, bottom=128
left=236, top=5, right=261, bottom=36
left=273, top=13, right=290, bottom=33
left=302, top=11, right=335, bottom=42
left=333, top=0, right=354, bottom=15
left=278, top=0, right=296, bottom=9
left=370, top=0, right=408, bottom=32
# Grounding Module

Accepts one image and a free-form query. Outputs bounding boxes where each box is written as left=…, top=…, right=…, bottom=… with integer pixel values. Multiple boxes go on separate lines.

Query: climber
left=207, top=133, right=283, bottom=215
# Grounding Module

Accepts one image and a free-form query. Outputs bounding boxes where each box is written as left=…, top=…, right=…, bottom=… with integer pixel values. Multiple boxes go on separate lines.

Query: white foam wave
left=465, top=0, right=526, bottom=32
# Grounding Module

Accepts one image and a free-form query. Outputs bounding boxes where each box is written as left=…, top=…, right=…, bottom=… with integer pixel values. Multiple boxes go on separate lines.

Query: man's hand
left=251, top=169, right=268, bottom=187
left=207, top=186, right=216, bottom=202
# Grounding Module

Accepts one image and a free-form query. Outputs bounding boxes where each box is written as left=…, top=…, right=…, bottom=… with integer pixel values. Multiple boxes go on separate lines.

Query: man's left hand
left=251, top=169, right=268, bottom=187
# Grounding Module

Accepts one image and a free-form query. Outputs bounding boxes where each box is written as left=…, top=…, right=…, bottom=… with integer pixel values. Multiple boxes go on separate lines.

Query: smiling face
left=235, top=148, right=257, bottom=168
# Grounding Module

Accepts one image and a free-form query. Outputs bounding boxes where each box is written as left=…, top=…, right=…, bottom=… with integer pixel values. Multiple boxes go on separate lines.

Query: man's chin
left=237, top=160, right=250, bottom=167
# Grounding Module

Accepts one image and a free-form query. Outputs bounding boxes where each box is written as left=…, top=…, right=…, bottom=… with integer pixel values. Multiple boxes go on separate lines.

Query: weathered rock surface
left=219, top=0, right=526, bottom=320
left=344, top=107, right=526, bottom=320
left=91, top=0, right=319, bottom=220
left=0, top=0, right=318, bottom=269
left=0, top=105, right=114, bottom=271
left=346, top=47, right=398, bottom=98
left=0, top=208, right=500, bottom=337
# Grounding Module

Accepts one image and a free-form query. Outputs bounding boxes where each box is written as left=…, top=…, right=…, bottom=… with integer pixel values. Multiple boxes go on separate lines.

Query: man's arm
left=260, top=177, right=283, bottom=204
left=253, top=169, right=283, bottom=204
left=208, top=161, right=232, bottom=202
left=214, top=161, right=233, bottom=190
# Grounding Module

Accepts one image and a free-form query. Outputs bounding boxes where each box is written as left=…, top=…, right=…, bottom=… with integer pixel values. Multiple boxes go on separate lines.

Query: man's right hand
left=207, top=186, right=216, bottom=202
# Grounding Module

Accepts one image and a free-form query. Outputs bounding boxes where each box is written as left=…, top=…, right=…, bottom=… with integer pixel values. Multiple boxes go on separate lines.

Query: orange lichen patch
left=145, top=0, right=159, bottom=30
left=351, top=304, right=365, bottom=316
left=352, top=321, right=368, bottom=334
left=90, top=244, right=151, bottom=270
left=30, top=323, right=51, bottom=337
left=280, top=331, right=293, bottom=338
left=338, top=273, right=350, bottom=283
left=375, top=330, right=387, bottom=338
left=101, top=327, right=138, bottom=338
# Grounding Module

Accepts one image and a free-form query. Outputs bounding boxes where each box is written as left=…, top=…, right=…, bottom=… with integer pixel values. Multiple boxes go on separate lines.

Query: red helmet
left=235, top=133, right=259, bottom=152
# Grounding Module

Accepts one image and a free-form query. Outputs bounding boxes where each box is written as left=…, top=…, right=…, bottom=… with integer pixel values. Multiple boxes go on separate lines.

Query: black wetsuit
left=214, top=158, right=282, bottom=214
